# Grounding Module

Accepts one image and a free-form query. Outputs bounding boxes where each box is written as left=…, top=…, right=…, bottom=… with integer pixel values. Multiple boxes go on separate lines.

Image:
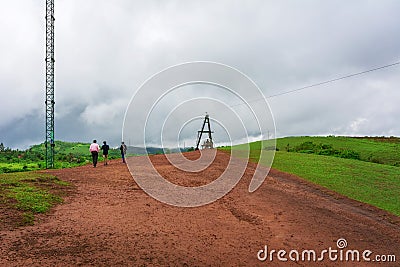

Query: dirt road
left=1, top=150, right=399, bottom=266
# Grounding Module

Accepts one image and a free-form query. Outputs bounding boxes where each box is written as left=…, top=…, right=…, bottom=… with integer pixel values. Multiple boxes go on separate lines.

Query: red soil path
left=1, top=150, right=399, bottom=266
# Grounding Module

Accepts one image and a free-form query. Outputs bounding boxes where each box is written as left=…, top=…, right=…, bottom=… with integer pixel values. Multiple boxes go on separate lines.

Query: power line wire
left=230, top=61, right=400, bottom=107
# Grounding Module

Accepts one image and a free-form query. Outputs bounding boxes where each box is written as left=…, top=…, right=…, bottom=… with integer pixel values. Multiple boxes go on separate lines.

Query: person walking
left=101, top=141, right=110, bottom=166
left=120, top=141, right=127, bottom=163
left=89, top=140, right=100, bottom=167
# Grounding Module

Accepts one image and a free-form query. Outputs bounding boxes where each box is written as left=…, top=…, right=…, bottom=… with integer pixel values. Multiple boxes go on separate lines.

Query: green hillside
left=231, top=136, right=400, bottom=167
left=276, top=136, right=400, bottom=166
left=0, top=140, right=181, bottom=173
left=0, top=141, right=121, bottom=173
left=221, top=136, right=400, bottom=216
left=30, top=141, right=119, bottom=157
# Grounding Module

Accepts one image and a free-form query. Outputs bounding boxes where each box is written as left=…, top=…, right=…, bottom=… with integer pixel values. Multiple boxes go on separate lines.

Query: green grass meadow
left=221, top=136, right=400, bottom=216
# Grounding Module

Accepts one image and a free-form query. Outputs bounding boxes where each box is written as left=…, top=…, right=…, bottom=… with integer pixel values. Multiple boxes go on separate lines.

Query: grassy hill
left=230, top=136, right=400, bottom=166
left=276, top=136, right=400, bottom=166
left=29, top=141, right=118, bottom=157
left=0, top=141, right=122, bottom=173
left=0, top=141, right=183, bottom=173
left=221, top=136, right=400, bottom=216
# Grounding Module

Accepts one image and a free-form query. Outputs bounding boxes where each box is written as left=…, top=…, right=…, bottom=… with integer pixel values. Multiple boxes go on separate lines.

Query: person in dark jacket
left=101, top=141, right=110, bottom=166
left=120, top=141, right=127, bottom=163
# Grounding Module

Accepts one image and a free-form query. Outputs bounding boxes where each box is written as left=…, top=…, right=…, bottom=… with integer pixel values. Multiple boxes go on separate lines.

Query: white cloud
left=349, top=118, right=368, bottom=132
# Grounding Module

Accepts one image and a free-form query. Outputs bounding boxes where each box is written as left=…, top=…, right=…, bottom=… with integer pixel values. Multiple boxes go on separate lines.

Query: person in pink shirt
left=89, top=140, right=100, bottom=167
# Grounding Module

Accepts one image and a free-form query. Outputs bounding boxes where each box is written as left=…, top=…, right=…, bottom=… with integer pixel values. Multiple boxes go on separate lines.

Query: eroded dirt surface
left=1, top=150, right=399, bottom=266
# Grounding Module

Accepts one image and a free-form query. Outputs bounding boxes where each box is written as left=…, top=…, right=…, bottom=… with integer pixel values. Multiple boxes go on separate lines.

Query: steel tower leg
left=45, top=0, right=55, bottom=168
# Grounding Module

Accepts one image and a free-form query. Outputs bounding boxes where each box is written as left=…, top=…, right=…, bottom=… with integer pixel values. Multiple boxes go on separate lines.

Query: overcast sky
left=1, top=0, right=400, bottom=149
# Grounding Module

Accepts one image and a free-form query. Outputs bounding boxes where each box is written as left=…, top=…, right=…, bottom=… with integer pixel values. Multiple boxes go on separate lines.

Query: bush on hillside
left=289, top=141, right=360, bottom=160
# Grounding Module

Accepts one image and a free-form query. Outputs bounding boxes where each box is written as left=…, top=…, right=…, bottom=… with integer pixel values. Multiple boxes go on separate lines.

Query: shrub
left=339, top=150, right=360, bottom=160
left=264, top=146, right=278, bottom=151
left=291, top=141, right=360, bottom=160
left=370, top=157, right=384, bottom=164
left=295, top=141, right=316, bottom=151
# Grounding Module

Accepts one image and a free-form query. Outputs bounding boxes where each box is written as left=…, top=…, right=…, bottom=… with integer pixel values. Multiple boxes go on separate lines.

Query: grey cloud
left=1, top=0, right=400, bottom=149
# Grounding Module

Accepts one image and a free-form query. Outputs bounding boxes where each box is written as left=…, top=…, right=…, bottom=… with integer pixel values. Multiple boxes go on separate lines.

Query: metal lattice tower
left=45, top=0, right=55, bottom=168
left=195, top=113, right=214, bottom=150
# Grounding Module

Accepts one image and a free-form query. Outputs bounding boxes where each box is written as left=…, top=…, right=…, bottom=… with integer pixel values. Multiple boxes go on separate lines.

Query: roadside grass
left=221, top=138, right=400, bottom=216
left=0, top=162, right=42, bottom=173
left=0, top=172, right=70, bottom=228
left=271, top=152, right=400, bottom=216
